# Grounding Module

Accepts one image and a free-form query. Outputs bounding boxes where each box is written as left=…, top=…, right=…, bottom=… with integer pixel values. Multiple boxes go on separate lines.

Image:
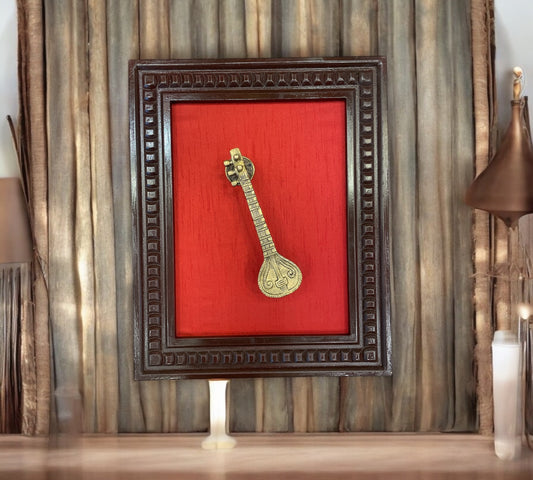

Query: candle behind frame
left=201, top=379, right=236, bottom=450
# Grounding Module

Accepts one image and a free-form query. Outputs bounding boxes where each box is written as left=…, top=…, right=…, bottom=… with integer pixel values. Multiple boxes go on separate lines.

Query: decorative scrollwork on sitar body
left=224, top=148, right=302, bottom=298
left=258, top=253, right=302, bottom=297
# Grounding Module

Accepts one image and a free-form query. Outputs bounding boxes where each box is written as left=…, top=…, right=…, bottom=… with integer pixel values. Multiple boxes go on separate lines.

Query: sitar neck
left=238, top=175, right=277, bottom=258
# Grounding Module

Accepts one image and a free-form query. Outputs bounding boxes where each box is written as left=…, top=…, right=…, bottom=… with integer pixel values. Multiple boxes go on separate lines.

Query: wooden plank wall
left=470, top=0, right=495, bottom=435
left=17, top=0, right=487, bottom=434
left=17, top=0, right=50, bottom=436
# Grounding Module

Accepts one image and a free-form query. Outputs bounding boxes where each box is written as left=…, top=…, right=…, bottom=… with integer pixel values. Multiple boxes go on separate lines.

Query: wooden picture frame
left=130, top=57, right=391, bottom=379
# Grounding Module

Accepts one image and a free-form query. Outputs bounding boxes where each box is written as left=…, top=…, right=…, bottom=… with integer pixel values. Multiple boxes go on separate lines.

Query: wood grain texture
left=471, top=0, right=495, bottom=435
left=88, top=0, right=120, bottom=433
left=219, top=0, right=247, bottom=58
left=70, top=0, right=96, bottom=434
left=17, top=0, right=489, bottom=434
left=261, top=378, right=291, bottom=432
left=341, top=0, right=378, bottom=55
left=228, top=379, right=254, bottom=432
left=378, top=0, right=418, bottom=432
left=44, top=0, right=83, bottom=433
left=17, top=0, right=50, bottom=436
left=449, top=0, right=477, bottom=432
left=244, top=0, right=272, bottom=57
left=415, top=0, right=458, bottom=431
left=4, top=433, right=533, bottom=479
left=139, top=0, right=170, bottom=59
left=106, top=0, right=145, bottom=433
left=170, top=0, right=220, bottom=58
left=169, top=0, right=194, bottom=58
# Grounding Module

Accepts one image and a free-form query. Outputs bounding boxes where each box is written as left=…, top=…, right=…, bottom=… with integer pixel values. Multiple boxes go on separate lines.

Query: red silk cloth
left=172, top=100, right=349, bottom=337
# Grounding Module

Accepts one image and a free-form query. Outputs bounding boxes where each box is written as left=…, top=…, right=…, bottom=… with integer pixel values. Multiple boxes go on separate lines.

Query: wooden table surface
left=1, top=433, right=532, bottom=479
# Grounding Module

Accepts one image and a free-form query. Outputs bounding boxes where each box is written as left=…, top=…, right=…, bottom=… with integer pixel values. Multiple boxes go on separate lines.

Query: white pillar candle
left=201, top=379, right=236, bottom=450
left=492, top=330, right=522, bottom=460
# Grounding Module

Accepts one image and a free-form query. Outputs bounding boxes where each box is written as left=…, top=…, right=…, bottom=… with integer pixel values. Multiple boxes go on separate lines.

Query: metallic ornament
left=224, top=148, right=302, bottom=298
left=465, top=67, right=533, bottom=228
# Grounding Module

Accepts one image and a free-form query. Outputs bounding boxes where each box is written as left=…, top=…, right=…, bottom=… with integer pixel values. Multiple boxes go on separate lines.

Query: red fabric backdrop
left=172, top=100, right=349, bottom=337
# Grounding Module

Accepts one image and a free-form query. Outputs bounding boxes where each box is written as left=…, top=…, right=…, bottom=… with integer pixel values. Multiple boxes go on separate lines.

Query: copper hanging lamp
left=465, top=67, right=533, bottom=228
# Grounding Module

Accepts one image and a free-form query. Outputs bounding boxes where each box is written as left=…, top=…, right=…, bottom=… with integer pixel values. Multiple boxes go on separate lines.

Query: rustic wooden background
left=16, top=0, right=494, bottom=434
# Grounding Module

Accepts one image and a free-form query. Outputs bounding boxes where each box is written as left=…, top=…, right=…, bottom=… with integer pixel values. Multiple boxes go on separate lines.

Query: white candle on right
left=492, top=330, right=522, bottom=460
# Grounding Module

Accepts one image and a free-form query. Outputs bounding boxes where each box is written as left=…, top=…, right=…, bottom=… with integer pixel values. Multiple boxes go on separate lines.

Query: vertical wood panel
left=139, top=0, right=170, bottom=58
left=291, top=377, right=312, bottom=432
left=340, top=377, right=389, bottom=431
left=309, top=377, right=340, bottom=431
left=244, top=0, right=272, bottom=57
left=71, top=0, right=96, bottom=434
left=415, top=0, right=466, bottom=430
left=276, top=0, right=339, bottom=57
left=219, top=0, right=247, bottom=58
left=228, top=379, right=255, bottom=432
left=106, top=0, right=144, bottom=432
left=415, top=0, right=452, bottom=430
left=17, top=0, right=50, bottom=435
left=341, top=0, right=377, bottom=55
left=180, top=0, right=220, bottom=58
left=379, top=0, right=418, bottom=431
left=169, top=0, right=193, bottom=58
left=262, top=378, right=291, bottom=432
left=470, top=0, right=495, bottom=434
left=169, top=0, right=221, bottom=58
left=254, top=377, right=264, bottom=431
left=45, top=0, right=83, bottom=432
left=88, top=0, right=120, bottom=433
left=176, top=380, right=209, bottom=432
left=308, top=0, right=340, bottom=56
left=449, top=0, right=477, bottom=431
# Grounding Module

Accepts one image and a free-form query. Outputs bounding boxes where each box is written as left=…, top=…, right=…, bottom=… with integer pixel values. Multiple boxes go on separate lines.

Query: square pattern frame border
left=130, top=57, right=391, bottom=379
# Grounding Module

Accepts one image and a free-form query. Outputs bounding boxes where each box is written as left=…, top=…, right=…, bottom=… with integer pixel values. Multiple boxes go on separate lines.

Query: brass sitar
left=224, top=148, right=302, bottom=298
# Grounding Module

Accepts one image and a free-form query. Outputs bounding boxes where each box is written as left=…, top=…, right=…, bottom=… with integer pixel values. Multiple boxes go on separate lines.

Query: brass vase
left=465, top=96, right=533, bottom=228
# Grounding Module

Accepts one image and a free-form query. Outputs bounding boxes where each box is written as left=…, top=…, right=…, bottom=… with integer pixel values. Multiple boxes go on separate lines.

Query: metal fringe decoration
left=0, top=265, right=22, bottom=433
left=0, top=98, right=38, bottom=435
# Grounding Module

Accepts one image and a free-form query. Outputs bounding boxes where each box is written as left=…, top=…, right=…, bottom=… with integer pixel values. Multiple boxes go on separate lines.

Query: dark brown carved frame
left=130, top=58, right=391, bottom=379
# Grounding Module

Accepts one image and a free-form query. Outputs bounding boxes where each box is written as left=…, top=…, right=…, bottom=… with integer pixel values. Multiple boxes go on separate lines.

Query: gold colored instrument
left=224, top=148, right=302, bottom=298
